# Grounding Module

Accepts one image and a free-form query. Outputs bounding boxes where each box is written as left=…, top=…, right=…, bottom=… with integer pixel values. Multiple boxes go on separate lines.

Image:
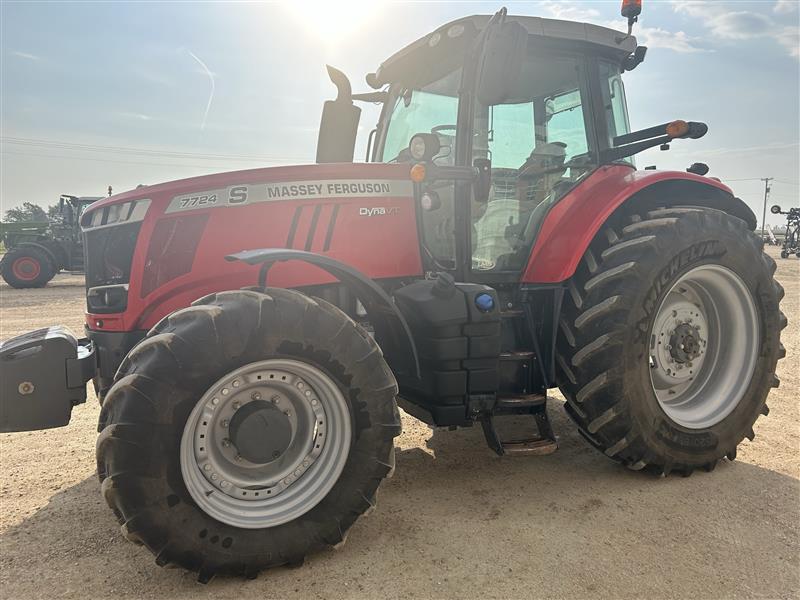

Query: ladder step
left=496, top=393, right=546, bottom=409
left=500, top=437, right=558, bottom=456
left=480, top=402, right=558, bottom=457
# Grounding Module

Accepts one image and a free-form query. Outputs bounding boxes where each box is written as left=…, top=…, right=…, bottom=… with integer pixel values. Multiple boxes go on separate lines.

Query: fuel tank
left=81, top=163, right=423, bottom=332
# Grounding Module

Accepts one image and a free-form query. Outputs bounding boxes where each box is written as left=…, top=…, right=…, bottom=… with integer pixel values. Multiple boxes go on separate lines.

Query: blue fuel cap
left=475, top=293, right=494, bottom=312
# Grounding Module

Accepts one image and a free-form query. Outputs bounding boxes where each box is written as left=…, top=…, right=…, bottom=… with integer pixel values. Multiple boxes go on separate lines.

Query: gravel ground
left=0, top=246, right=797, bottom=599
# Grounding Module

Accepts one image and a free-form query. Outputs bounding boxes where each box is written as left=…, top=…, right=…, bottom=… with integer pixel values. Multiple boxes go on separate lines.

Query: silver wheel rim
left=648, top=264, right=759, bottom=429
left=180, top=359, right=352, bottom=529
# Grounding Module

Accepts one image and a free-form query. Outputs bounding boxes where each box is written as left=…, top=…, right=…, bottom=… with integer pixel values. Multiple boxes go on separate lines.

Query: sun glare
left=284, top=0, right=382, bottom=43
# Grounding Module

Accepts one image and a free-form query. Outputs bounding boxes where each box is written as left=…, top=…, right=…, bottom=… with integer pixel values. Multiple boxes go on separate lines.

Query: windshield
left=380, top=68, right=461, bottom=164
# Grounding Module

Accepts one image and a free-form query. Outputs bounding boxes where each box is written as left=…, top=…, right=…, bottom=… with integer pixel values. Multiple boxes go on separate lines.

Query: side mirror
left=771, top=205, right=783, bottom=215
left=316, top=66, right=361, bottom=164
left=473, top=158, right=492, bottom=203
left=475, top=20, right=527, bottom=106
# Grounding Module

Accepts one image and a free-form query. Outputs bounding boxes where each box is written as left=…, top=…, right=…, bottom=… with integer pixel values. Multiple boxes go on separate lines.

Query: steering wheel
left=431, top=124, right=457, bottom=134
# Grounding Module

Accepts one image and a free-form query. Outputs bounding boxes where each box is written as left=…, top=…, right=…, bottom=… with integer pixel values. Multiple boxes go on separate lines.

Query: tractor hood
left=81, top=161, right=422, bottom=332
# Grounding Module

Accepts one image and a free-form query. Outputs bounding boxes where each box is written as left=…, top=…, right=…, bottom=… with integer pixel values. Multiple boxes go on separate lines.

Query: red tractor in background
left=0, top=5, right=786, bottom=582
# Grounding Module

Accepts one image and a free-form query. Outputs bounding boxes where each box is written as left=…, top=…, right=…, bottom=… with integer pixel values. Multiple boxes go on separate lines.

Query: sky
left=1, top=0, right=798, bottom=226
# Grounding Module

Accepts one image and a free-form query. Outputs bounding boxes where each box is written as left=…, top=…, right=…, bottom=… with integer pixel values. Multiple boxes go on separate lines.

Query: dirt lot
left=0, top=247, right=797, bottom=599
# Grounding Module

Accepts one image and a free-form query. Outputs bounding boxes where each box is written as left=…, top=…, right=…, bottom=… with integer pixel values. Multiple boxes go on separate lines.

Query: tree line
left=3, top=202, right=62, bottom=223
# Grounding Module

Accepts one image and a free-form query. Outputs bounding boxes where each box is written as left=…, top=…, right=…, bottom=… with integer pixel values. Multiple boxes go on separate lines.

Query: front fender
left=226, top=248, right=420, bottom=379
left=521, top=165, right=755, bottom=283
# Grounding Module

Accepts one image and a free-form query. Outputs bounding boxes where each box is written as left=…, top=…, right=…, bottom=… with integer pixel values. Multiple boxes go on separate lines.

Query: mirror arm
left=352, top=91, right=388, bottom=103
left=424, top=164, right=478, bottom=182
left=601, top=135, right=672, bottom=163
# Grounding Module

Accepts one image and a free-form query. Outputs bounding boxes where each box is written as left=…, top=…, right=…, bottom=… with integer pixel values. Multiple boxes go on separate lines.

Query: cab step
left=495, top=393, right=546, bottom=409
left=481, top=394, right=557, bottom=457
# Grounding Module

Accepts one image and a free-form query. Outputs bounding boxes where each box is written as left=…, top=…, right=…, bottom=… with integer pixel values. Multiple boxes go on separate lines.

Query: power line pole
left=760, top=177, right=773, bottom=238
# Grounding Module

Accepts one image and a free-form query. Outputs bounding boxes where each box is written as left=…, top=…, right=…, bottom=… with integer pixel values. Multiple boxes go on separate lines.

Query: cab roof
left=373, top=14, right=637, bottom=87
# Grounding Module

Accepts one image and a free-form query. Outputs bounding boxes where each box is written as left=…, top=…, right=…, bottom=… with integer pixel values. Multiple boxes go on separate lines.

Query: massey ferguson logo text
left=359, top=207, right=399, bottom=217
left=267, top=182, right=392, bottom=199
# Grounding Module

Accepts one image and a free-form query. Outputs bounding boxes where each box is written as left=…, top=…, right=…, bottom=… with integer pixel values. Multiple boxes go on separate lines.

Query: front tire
left=556, top=207, right=786, bottom=475
left=0, top=247, right=55, bottom=288
left=96, top=289, right=401, bottom=581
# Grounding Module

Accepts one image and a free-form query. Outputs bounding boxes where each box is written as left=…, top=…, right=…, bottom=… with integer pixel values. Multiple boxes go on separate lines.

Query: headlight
left=87, top=284, right=129, bottom=313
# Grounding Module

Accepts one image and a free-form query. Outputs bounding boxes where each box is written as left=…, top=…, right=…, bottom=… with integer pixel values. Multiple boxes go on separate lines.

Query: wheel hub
left=192, top=368, right=328, bottom=501
left=228, top=400, right=292, bottom=464
left=180, top=359, right=352, bottom=529
left=669, top=322, right=704, bottom=364
left=651, top=298, right=707, bottom=385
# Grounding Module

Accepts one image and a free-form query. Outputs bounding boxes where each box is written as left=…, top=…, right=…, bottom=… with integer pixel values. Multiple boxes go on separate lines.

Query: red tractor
left=0, top=6, right=786, bottom=582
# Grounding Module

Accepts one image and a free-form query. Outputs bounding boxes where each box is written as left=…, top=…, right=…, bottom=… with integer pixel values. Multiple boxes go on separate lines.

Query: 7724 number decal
left=178, top=194, right=218, bottom=209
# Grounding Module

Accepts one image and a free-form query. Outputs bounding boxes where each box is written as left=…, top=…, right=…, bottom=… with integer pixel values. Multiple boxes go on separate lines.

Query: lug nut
left=222, top=438, right=231, bottom=448
left=221, top=419, right=229, bottom=428
left=232, top=401, right=240, bottom=410
left=235, top=454, right=242, bottom=462
left=271, top=395, right=280, bottom=404
left=251, top=391, right=262, bottom=401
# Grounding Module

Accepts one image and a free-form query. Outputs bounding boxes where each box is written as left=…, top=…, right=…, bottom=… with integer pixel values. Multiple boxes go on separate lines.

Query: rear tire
left=96, top=289, right=401, bottom=581
left=1, top=247, right=55, bottom=288
left=556, top=207, right=785, bottom=475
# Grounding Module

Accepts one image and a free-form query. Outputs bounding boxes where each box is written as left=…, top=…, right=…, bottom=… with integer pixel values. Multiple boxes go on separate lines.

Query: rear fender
left=226, top=248, right=420, bottom=380
left=521, top=166, right=756, bottom=283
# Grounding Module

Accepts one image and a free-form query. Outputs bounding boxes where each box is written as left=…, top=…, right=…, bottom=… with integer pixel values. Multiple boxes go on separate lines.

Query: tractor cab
left=56, top=194, right=101, bottom=234
left=320, top=11, right=657, bottom=284
left=376, top=14, right=640, bottom=279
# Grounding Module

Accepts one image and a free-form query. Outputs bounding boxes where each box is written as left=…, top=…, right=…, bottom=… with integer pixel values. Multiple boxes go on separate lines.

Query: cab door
left=467, top=53, right=595, bottom=283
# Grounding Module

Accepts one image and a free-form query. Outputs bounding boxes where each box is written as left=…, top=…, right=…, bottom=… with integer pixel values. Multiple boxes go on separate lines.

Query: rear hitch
left=0, top=326, right=95, bottom=432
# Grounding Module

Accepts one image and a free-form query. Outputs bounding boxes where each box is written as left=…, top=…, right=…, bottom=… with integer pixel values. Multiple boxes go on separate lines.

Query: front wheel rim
left=180, top=359, right=352, bottom=529
left=648, top=264, right=760, bottom=429
left=11, top=257, right=41, bottom=280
